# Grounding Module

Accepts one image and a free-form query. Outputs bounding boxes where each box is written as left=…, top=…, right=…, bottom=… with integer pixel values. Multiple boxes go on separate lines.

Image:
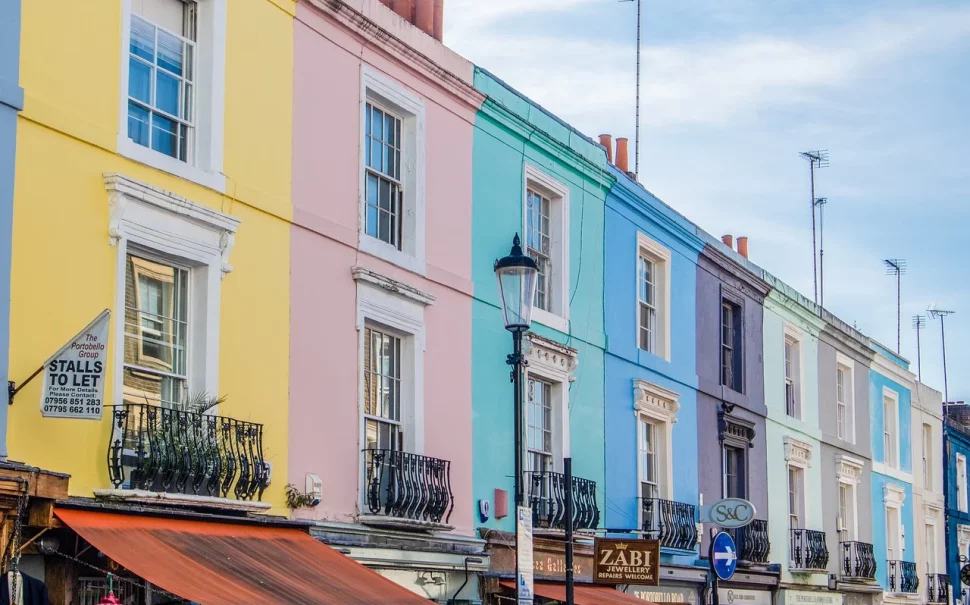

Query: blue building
left=0, top=0, right=22, bottom=457
left=602, top=149, right=706, bottom=600
left=869, top=342, right=919, bottom=604
left=944, top=404, right=970, bottom=605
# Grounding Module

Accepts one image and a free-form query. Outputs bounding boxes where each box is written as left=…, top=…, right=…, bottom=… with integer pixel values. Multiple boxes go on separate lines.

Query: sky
left=444, top=0, right=970, bottom=402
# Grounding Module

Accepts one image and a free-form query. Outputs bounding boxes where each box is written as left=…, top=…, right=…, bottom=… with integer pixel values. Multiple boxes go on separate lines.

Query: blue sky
left=445, top=0, right=970, bottom=401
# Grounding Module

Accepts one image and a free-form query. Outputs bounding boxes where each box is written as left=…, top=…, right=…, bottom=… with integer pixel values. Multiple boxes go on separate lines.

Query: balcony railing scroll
left=363, top=449, right=454, bottom=524
left=107, top=403, right=269, bottom=501
left=730, top=519, right=770, bottom=564
left=642, top=498, right=698, bottom=551
left=927, top=573, right=949, bottom=603
left=839, top=541, right=876, bottom=580
left=789, top=528, right=829, bottom=572
left=887, top=560, right=919, bottom=594
left=525, top=470, right=599, bottom=531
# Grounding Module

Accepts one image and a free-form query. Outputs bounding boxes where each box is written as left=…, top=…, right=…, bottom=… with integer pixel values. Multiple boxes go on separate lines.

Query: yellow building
left=9, top=0, right=295, bottom=514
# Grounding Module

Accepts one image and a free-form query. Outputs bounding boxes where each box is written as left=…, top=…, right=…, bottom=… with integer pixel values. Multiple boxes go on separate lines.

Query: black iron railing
left=730, top=519, right=770, bottom=564
left=642, top=498, right=698, bottom=551
left=887, top=560, right=919, bottom=594
left=789, top=528, right=829, bottom=571
left=363, top=449, right=454, bottom=524
left=840, top=541, right=876, bottom=580
left=107, top=403, right=268, bottom=501
left=524, top=470, right=599, bottom=530
left=927, top=573, right=949, bottom=603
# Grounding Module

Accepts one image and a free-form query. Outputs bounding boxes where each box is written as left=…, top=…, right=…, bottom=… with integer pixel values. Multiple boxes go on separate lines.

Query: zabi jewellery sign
left=593, top=539, right=660, bottom=585
left=37, top=310, right=110, bottom=420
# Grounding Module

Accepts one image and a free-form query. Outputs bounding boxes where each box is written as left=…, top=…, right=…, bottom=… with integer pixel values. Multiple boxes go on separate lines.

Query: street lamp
left=494, top=233, right=538, bottom=602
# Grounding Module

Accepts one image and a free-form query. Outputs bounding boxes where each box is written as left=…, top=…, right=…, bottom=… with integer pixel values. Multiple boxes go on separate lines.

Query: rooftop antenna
left=928, top=305, right=956, bottom=413
left=884, top=259, right=906, bottom=354
left=799, top=150, right=829, bottom=304
left=620, top=0, right=642, bottom=176
left=912, top=315, right=926, bottom=382
left=815, top=197, right=827, bottom=308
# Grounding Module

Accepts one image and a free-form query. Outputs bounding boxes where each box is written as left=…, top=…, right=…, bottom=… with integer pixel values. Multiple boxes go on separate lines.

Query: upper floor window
left=363, top=324, right=403, bottom=452
left=527, top=376, right=554, bottom=474
left=634, top=379, right=678, bottom=505
left=922, top=423, right=933, bottom=490
left=838, top=483, right=852, bottom=540
left=723, top=445, right=745, bottom=499
left=720, top=299, right=743, bottom=391
left=883, top=390, right=899, bottom=468
left=523, top=165, right=570, bottom=332
left=886, top=504, right=901, bottom=559
left=788, top=465, right=804, bottom=529
left=836, top=357, right=855, bottom=442
left=639, top=418, right=659, bottom=500
left=359, top=69, right=426, bottom=274
left=636, top=234, right=671, bottom=359
left=784, top=330, right=802, bottom=418
left=836, top=455, right=863, bottom=542
left=958, top=453, right=968, bottom=513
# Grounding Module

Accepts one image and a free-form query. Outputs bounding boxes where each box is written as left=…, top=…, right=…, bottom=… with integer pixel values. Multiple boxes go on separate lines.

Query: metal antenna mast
left=912, top=315, right=926, bottom=382
left=884, top=259, right=906, bottom=354
left=815, top=197, right=827, bottom=308
left=928, top=306, right=956, bottom=410
left=621, top=0, right=642, bottom=176
left=800, top=150, right=828, bottom=304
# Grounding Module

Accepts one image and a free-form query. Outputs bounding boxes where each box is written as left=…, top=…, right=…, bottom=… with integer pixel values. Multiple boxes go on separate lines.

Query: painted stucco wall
left=0, top=0, right=23, bottom=458
left=870, top=473, right=916, bottom=588
left=870, top=368, right=914, bottom=474
left=603, top=169, right=702, bottom=555
left=910, top=382, right=945, bottom=588
left=945, top=423, right=970, bottom=598
left=471, top=69, right=611, bottom=533
left=287, top=1, right=480, bottom=535
left=8, top=0, right=294, bottom=511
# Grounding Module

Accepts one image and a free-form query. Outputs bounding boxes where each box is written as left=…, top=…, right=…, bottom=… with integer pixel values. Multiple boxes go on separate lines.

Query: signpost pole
left=709, top=528, right=719, bottom=605
left=565, top=457, right=574, bottom=605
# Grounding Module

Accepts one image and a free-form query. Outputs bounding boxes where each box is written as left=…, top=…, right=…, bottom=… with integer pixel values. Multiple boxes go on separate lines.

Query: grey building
left=816, top=310, right=880, bottom=605
left=696, top=234, right=777, bottom=598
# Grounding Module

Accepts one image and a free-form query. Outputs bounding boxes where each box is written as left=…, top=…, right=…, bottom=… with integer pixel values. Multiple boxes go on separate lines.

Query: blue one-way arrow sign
left=711, top=531, right=738, bottom=581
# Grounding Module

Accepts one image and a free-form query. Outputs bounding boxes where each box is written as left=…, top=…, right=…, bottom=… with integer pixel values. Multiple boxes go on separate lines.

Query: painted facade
left=869, top=343, right=919, bottom=605
left=603, top=163, right=706, bottom=591
left=470, top=67, right=612, bottom=538
left=0, top=0, right=23, bottom=459
left=287, top=0, right=485, bottom=601
left=8, top=0, right=294, bottom=508
left=911, top=381, right=946, bottom=605
left=816, top=311, right=880, bottom=603
left=762, top=273, right=829, bottom=593
left=945, top=404, right=970, bottom=605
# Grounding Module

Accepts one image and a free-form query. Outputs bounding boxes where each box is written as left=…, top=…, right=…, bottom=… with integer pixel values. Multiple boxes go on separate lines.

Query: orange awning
left=500, top=580, right=660, bottom=605
left=56, top=508, right=431, bottom=605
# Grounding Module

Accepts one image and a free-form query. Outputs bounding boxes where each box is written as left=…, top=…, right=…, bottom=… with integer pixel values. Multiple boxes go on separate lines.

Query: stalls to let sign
left=593, top=539, right=660, bottom=585
left=40, top=310, right=110, bottom=420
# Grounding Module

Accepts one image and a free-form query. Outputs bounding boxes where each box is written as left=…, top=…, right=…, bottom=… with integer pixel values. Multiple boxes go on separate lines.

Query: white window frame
left=883, top=387, right=900, bottom=469
left=522, top=164, right=570, bottom=333
left=633, top=379, right=679, bottom=527
left=787, top=464, right=805, bottom=529
left=783, top=324, right=803, bottom=419
left=958, top=453, right=968, bottom=513
left=836, top=454, right=864, bottom=542
left=835, top=352, right=856, bottom=443
left=522, top=334, right=578, bottom=471
left=117, top=0, right=227, bottom=193
left=924, top=508, right=941, bottom=575
left=884, top=483, right=906, bottom=562
left=358, top=67, right=426, bottom=275
left=783, top=436, right=812, bottom=532
left=106, top=173, right=238, bottom=409
left=353, top=268, right=433, bottom=463
left=635, top=233, right=671, bottom=361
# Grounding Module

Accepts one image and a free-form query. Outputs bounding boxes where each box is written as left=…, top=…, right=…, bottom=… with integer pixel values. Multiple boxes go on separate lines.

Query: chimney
left=599, top=134, right=613, bottom=164
left=721, top=234, right=733, bottom=249
left=415, top=0, right=434, bottom=37
left=433, top=0, right=444, bottom=41
left=392, top=0, right=413, bottom=20
left=737, top=236, right=749, bottom=259
left=615, top=138, right=629, bottom=173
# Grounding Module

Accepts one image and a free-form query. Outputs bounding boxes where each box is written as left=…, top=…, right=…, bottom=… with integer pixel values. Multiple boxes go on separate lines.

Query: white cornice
left=633, top=379, right=681, bottom=424
left=351, top=266, right=435, bottom=306
left=523, top=333, right=579, bottom=382
left=871, top=351, right=915, bottom=388
left=784, top=436, right=814, bottom=468
left=836, top=454, right=865, bottom=484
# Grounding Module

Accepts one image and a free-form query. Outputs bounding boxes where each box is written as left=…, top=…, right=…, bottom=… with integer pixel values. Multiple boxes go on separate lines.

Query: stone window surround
left=522, top=333, right=578, bottom=469
left=836, top=454, right=864, bottom=542
left=835, top=351, right=856, bottom=444
left=636, top=232, right=672, bottom=361
left=783, top=322, right=804, bottom=420
left=783, top=435, right=813, bottom=469
left=633, top=378, right=679, bottom=505
left=884, top=483, right=907, bottom=560
left=522, top=164, right=570, bottom=333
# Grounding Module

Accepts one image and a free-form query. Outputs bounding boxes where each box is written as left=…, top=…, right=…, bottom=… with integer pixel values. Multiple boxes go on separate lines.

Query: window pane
left=130, top=17, right=155, bottom=62
left=182, top=83, right=193, bottom=122
left=151, top=114, right=178, bottom=157
left=128, top=57, right=152, bottom=104
left=156, top=29, right=184, bottom=76
left=127, top=101, right=151, bottom=147
left=155, top=71, right=180, bottom=116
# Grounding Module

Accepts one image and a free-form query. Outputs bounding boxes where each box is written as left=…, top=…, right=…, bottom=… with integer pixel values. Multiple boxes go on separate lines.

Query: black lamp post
left=494, top=233, right=538, bottom=602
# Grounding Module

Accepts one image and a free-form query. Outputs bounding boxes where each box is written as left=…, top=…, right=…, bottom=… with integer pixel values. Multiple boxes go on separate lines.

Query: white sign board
left=719, top=589, right=772, bottom=605
left=516, top=506, right=534, bottom=604
left=784, top=590, right=844, bottom=605
left=40, top=310, right=110, bottom=420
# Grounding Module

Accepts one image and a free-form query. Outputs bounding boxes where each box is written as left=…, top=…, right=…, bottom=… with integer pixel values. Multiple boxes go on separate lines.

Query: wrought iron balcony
left=107, top=403, right=269, bottom=501
left=642, top=498, right=698, bottom=551
left=926, top=573, right=948, bottom=603
left=730, top=519, right=770, bottom=564
left=789, top=528, right=829, bottom=572
left=525, top=470, right=599, bottom=531
left=363, top=449, right=453, bottom=524
left=887, top=560, right=919, bottom=594
left=840, top=541, right=876, bottom=580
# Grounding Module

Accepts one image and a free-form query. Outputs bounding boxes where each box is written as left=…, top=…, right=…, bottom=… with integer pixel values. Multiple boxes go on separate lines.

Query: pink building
left=289, top=0, right=485, bottom=599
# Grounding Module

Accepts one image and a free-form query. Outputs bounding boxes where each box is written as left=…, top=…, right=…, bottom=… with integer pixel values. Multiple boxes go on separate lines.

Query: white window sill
left=359, top=234, right=426, bottom=276
left=118, top=136, right=226, bottom=194
left=532, top=308, right=569, bottom=333
left=871, top=461, right=913, bottom=483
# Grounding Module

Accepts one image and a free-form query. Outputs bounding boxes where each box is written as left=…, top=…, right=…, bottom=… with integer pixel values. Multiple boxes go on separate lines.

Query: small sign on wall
left=40, top=310, right=110, bottom=420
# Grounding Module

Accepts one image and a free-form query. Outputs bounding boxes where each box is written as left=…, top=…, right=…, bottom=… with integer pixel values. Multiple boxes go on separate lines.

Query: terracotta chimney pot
left=433, top=0, right=444, bottom=41
left=415, top=0, right=434, bottom=36
left=737, top=236, right=749, bottom=259
left=721, top=234, right=734, bottom=248
left=392, top=0, right=413, bottom=20
left=599, top=134, right=613, bottom=164
left=615, top=138, right=630, bottom=173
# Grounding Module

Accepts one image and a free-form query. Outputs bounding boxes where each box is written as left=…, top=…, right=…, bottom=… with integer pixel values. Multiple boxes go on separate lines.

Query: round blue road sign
left=711, top=531, right=738, bottom=581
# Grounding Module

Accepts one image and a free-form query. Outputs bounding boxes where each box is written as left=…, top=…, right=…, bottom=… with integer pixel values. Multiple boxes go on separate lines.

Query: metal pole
left=916, top=322, right=922, bottom=382
left=819, top=200, right=824, bottom=309
left=565, top=457, right=574, bottom=605
left=941, top=315, right=949, bottom=407
left=897, top=271, right=901, bottom=354
left=810, top=161, right=818, bottom=304
left=511, top=329, right=524, bottom=602
left=634, top=0, right=641, bottom=176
